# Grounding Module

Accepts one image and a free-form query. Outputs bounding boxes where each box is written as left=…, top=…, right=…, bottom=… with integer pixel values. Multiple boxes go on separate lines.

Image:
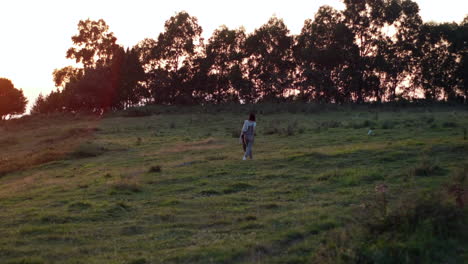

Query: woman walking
left=240, top=113, right=256, bottom=160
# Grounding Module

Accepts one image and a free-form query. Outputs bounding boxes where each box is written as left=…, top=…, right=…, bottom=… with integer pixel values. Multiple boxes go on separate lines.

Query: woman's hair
left=248, top=113, right=256, bottom=122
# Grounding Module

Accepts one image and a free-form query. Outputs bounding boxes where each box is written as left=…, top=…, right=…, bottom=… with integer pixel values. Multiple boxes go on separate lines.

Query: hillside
left=0, top=105, right=467, bottom=264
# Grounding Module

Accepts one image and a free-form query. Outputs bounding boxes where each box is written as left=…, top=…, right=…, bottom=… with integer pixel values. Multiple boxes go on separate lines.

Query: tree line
left=24, top=0, right=468, bottom=114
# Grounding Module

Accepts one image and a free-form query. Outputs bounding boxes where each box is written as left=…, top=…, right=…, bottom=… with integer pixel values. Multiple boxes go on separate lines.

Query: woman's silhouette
left=240, top=113, right=256, bottom=160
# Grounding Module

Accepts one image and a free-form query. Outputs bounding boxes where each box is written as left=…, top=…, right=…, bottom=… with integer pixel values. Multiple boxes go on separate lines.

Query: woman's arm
left=239, top=120, right=247, bottom=141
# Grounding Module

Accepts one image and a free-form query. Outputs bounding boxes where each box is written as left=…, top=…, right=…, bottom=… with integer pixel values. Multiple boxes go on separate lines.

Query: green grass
left=0, top=105, right=467, bottom=263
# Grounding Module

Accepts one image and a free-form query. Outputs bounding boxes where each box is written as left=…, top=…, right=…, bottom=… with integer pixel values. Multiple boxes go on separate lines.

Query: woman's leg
left=242, top=135, right=247, bottom=152
left=245, top=138, right=253, bottom=159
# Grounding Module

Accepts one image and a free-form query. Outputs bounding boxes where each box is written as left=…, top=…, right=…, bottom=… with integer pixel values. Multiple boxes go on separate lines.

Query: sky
left=0, top=0, right=467, bottom=109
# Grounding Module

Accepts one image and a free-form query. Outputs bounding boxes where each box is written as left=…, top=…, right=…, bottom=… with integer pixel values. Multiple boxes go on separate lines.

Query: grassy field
left=0, top=104, right=467, bottom=264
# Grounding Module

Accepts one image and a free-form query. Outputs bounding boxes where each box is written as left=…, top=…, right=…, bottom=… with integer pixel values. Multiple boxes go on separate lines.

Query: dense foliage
left=32, top=1, right=468, bottom=113
left=0, top=78, right=27, bottom=119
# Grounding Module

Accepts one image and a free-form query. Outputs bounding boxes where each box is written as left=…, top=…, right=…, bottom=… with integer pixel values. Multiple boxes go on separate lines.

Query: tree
left=30, top=91, right=65, bottom=114
left=52, top=66, right=83, bottom=88
left=453, top=16, right=468, bottom=103
left=419, top=22, right=459, bottom=101
left=366, top=0, right=423, bottom=102
left=49, top=18, right=147, bottom=112
left=66, top=19, right=119, bottom=68
left=149, top=11, right=203, bottom=104
left=30, top=93, right=46, bottom=114
left=0, top=78, right=27, bottom=120
left=59, top=66, right=113, bottom=112
left=295, top=6, right=358, bottom=103
left=133, top=38, right=157, bottom=104
left=245, top=17, right=294, bottom=101
left=111, top=47, right=146, bottom=109
left=194, top=26, right=246, bottom=103
left=342, top=0, right=385, bottom=102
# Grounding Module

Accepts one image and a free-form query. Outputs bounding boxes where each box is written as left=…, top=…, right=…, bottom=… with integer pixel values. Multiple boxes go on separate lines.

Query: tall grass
left=314, top=188, right=468, bottom=264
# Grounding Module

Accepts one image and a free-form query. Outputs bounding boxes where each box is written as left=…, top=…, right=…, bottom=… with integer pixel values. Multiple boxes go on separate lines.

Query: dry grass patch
left=0, top=124, right=98, bottom=176
left=159, top=138, right=226, bottom=154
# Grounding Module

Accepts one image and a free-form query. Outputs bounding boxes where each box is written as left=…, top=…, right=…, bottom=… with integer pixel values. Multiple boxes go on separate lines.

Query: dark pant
left=241, top=135, right=247, bottom=152
left=244, top=136, right=254, bottom=159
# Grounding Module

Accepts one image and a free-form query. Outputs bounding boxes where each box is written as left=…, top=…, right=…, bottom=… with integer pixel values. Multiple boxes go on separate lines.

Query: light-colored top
left=240, top=120, right=256, bottom=140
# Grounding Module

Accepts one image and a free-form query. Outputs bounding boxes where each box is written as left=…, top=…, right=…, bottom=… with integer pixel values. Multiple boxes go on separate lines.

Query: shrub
left=148, top=165, right=161, bottom=173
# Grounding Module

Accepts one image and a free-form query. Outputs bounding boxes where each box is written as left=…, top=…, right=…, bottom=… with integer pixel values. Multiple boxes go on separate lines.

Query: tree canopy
left=32, top=6, right=468, bottom=114
left=0, top=78, right=27, bottom=120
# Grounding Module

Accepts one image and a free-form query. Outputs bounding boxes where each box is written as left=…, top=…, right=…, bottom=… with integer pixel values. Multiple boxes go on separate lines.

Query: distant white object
left=368, top=129, right=374, bottom=135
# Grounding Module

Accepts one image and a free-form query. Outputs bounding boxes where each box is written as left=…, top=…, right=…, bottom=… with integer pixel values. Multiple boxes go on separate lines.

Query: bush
left=149, top=165, right=161, bottom=173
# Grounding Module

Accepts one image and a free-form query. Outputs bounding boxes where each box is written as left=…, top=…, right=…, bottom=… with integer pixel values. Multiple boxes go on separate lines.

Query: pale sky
left=0, top=0, right=466, bottom=109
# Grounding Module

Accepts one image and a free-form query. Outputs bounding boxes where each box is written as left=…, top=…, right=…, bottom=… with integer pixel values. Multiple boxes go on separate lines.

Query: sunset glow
left=0, top=0, right=466, bottom=108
